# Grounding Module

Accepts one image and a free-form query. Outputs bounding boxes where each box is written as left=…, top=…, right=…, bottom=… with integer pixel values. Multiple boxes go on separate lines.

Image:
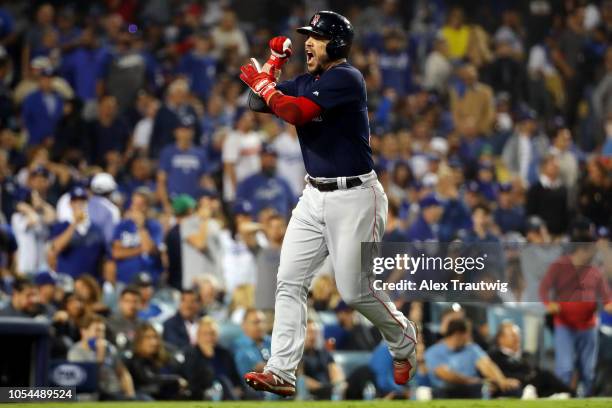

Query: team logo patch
left=311, top=14, right=320, bottom=26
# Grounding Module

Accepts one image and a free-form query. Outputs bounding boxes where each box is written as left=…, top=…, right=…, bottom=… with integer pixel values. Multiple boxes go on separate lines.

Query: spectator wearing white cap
left=57, top=173, right=121, bottom=244
left=89, top=173, right=121, bottom=244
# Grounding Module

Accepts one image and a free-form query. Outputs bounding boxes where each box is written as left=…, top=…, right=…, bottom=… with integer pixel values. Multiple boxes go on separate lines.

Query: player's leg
left=324, top=178, right=417, bottom=366
left=263, top=186, right=329, bottom=385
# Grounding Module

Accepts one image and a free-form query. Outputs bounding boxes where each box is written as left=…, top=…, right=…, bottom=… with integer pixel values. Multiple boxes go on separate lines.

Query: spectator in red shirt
left=539, top=218, right=612, bottom=395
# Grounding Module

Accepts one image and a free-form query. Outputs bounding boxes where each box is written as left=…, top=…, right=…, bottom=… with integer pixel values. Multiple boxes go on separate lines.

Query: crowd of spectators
left=0, top=0, right=611, bottom=401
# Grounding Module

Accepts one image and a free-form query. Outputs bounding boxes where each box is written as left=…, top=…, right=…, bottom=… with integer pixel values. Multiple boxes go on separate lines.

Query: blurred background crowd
left=0, top=0, right=611, bottom=402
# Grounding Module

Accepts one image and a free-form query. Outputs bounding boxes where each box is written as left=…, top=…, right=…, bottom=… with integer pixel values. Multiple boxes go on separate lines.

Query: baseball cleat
left=244, top=371, right=296, bottom=397
left=393, top=352, right=417, bottom=385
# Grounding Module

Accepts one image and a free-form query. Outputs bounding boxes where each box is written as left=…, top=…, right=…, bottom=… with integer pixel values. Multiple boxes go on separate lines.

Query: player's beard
left=307, top=52, right=330, bottom=75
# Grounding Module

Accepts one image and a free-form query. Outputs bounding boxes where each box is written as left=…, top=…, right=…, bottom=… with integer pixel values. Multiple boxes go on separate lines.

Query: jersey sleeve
left=303, top=67, right=363, bottom=110
left=276, top=78, right=298, bottom=97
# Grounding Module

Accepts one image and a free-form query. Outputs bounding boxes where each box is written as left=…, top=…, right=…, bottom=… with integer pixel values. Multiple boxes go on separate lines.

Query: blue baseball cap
left=498, top=183, right=512, bottom=193
left=34, top=271, right=56, bottom=286
left=70, top=186, right=88, bottom=200
left=516, top=105, right=537, bottom=122
left=30, top=165, right=50, bottom=178
left=419, top=194, right=443, bottom=209
left=466, top=181, right=480, bottom=194
left=233, top=200, right=253, bottom=215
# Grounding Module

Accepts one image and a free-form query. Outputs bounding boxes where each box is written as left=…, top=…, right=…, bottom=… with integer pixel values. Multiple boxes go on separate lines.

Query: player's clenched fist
left=240, top=64, right=277, bottom=103
left=265, top=36, right=292, bottom=76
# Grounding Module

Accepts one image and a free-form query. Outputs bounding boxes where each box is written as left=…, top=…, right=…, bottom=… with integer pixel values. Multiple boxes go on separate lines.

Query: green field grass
left=8, top=400, right=612, bottom=408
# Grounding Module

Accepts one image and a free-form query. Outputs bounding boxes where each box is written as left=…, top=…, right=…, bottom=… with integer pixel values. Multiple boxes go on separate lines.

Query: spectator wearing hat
left=22, top=62, right=63, bottom=147
left=133, top=273, right=163, bottom=322
left=526, top=155, right=569, bottom=236
left=235, top=144, right=295, bottom=218
left=493, top=183, right=525, bottom=234
left=11, top=188, right=55, bottom=275
left=49, top=186, right=109, bottom=279
left=156, top=115, right=208, bottom=214
left=165, top=194, right=196, bottom=290
left=539, top=218, right=612, bottom=396
left=222, top=110, right=263, bottom=202
left=465, top=204, right=499, bottom=243
left=323, top=300, right=380, bottom=351
left=406, top=194, right=444, bottom=241
left=162, top=289, right=202, bottom=350
left=67, top=172, right=121, bottom=245
left=502, top=106, right=548, bottom=186
left=177, top=31, right=217, bottom=102
left=181, top=191, right=223, bottom=290
left=112, top=189, right=163, bottom=284
left=149, top=78, right=201, bottom=159
left=89, top=95, right=131, bottom=166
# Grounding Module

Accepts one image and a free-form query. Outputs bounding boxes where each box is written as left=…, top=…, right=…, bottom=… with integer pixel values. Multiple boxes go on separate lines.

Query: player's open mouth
left=306, top=51, right=314, bottom=63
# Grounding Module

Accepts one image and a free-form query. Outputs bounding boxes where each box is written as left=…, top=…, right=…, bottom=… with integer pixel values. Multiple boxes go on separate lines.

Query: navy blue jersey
left=276, top=62, right=373, bottom=178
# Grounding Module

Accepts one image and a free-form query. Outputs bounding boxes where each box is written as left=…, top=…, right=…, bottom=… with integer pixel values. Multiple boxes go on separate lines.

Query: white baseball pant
left=265, top=170, right=417, bottom=384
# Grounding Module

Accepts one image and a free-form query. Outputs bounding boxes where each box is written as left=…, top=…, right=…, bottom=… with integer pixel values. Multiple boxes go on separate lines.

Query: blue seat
left=218, top=323, right=243, bottom=348
left=331, top=351, right=371, bottom=378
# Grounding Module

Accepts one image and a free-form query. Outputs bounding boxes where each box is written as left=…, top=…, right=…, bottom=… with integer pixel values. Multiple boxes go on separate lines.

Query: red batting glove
left=240, top=63, right=278, bottom=104
left=267, top=36, right=293, bottom=71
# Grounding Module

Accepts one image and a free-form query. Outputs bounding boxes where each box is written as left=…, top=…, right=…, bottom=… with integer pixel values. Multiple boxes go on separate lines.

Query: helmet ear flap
left=326, top=38, right=349, bottom=60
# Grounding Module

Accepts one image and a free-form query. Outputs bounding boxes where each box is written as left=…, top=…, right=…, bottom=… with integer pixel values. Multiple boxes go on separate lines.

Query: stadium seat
left=331, top=351, right=372, bottom=378
left=218, top=322, right=243, bottom=348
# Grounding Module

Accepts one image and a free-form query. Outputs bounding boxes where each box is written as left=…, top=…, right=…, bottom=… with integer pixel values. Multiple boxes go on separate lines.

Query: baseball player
left=239, top=11, right=417, bottom=396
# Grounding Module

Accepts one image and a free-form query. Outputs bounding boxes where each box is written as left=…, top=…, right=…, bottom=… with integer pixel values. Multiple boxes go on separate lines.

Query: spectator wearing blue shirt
left=424, top=318, right=520, bottom=398
left=369, top=342, right=409, bottom=398
left=177, top=31, right=217, bottom=102
left=59, top=26, right=100, bottom=110
left=236, top=144, right=295, bottom=218
left=406, top=195, right=444, bottom=242
left=157, top=117, right=208, bottom=213
left=22, top=67, right=63, bottom=147
left=111, top=189, right=163, bottom=284
left=378, top=28, right=414, bottom=96
left=493, top=183, right=525, bottom=234
left=49, top=186, right=108, bottom=279
left=149, top=79, right=201, bottom=159
left=233, top=308, right=272, bottom=377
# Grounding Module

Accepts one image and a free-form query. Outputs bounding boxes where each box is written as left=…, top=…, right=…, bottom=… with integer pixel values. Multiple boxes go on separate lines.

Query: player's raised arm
left=247, top=36, right=293, bottom=113
left=241, top=37, right=323, bottom=126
